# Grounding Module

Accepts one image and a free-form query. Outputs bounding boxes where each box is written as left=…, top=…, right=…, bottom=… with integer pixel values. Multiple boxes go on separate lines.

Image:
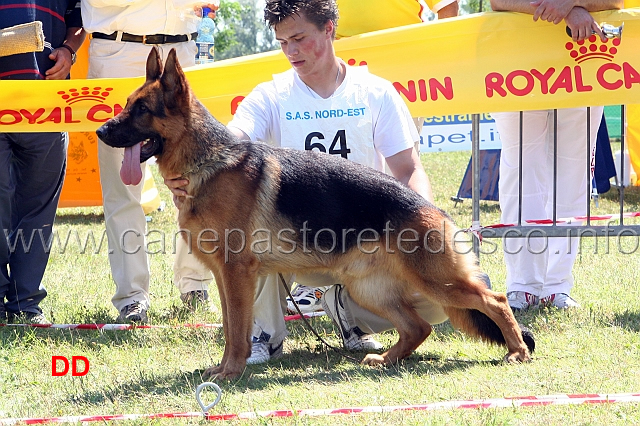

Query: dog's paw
left=503, top=351, right=531, bottom=364
left=202, top=365, right=242, bottom=381
left=361, top=353, right=386, bottom=366
left=202, top=366, right=220, bottom=381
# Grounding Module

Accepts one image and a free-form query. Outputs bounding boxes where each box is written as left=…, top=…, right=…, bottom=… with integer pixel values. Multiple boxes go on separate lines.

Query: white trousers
left=88, top=39, right=212, bottom=311
left=491, top=107, right=602, bottom=298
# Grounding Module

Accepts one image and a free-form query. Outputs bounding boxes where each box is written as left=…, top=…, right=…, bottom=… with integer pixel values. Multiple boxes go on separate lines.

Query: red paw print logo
left=565, top=35, right=620, bottom=64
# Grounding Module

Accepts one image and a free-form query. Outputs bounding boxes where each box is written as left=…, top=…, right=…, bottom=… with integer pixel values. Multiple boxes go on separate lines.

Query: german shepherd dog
left=97, top=47, right=534, bottom=380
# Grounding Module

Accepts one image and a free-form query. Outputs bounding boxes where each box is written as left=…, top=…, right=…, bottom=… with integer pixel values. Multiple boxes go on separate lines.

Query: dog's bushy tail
left=446, top=308, right=536, bottom=354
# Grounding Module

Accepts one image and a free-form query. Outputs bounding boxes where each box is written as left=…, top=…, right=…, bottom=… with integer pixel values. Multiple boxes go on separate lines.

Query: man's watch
left=59, top=44, right=77, bottom=65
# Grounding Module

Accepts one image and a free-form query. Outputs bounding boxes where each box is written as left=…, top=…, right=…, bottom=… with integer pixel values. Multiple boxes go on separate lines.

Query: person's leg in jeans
left=1, top=132, right=67, bottom=318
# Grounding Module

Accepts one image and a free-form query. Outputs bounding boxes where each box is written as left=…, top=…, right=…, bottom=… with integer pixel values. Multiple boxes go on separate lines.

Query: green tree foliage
left=460, top=0, right=492, bottom=14
left=209, top=0, right=491, bottom=60
left=211, top=0, right=278, bottom=60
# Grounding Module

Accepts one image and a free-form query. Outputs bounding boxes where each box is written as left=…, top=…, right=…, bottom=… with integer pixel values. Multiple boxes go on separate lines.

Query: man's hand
left=45, top=48, right=73, bottom=80
left=531, top=0, right=575, bottom=24
left=164, top=175, right=190, bottom=209
left=564, top=6, right=605, bottom=41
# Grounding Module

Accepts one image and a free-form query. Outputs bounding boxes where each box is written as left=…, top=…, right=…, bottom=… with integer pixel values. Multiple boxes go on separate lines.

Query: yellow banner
left=1, top=9, right=639, bottom=133
left=628, top=104, right=640, bottom=184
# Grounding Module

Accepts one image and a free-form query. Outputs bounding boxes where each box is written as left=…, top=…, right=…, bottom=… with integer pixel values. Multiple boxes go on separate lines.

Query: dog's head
left=96, top=47, right=191, bottom=185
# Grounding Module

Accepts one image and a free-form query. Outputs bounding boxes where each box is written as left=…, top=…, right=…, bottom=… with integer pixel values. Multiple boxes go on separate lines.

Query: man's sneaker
left=321, top=285, right=383, bottom=351
left=541, top=293, right=579, bottom=309
left=8, top=311, right=51, bottom=325
left=344, top=334, right=383, bottom=351
left=117, top=302, right=148, bottom=323
left=180, top=290, right=210, bottom=311
left=246, top=337, right=283, bottom=365
left=507, top=291, right=540, bottom=311
left=286, top=285, right=327, bottom=315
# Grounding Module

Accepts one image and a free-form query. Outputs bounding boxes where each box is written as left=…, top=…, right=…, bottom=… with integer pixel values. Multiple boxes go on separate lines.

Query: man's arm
left=229, top=127, right=250, bottom=141
left=490, top=0, right=538, bottom=13
left=490, top=0, right=622, bottom=41
left=491, top=0, right=622, bottom=15
left=437, top=2, right=459, bottom=19
left=530, top=0, right=623, bottom=24
left=385, top=147, right=435, bottom=203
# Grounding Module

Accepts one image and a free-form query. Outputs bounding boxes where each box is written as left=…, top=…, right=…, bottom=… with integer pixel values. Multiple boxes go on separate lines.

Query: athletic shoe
left=180, top=290, right=210, bottom=311
left=540, top=293, right=579, bottom=309
left=507, top=291, right=540, bottom=311
left=117, top=302, right=148, bottom=323
left=8, top=311, right=51, bottom=325
left=321, top=284, right=383, bottom=351
left=286, top=285, right=327, bottom=314
left=246, top=337, right=283, bottom=365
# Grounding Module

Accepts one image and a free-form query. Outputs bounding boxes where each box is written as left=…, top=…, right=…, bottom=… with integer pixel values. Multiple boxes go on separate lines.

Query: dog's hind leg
left=345, top=277, right=433, bottom=366
left=443, top=284, right=531, bottom=363
left=362, top=306, right=432, bottom=367
left=413, top=216, right=532, bottom=362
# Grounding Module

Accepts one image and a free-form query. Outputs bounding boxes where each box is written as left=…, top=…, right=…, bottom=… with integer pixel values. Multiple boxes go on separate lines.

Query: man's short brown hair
left=264, top=0, right=339, bottom=38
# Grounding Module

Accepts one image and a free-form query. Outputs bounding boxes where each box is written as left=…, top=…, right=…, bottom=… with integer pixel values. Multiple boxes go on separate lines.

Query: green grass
left=1, top=151, right=640, bottom=424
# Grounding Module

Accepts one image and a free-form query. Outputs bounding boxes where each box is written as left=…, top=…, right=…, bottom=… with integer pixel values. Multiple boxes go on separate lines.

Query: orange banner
left=59, top=40, right=163, bottom=208
left=59, top=41, right=102, bottom=207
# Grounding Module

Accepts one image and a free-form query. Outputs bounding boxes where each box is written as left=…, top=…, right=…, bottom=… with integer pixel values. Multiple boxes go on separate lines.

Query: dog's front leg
left=203, top=261, right=257, bottom=380
left=202, top=269, right=230, bottom=377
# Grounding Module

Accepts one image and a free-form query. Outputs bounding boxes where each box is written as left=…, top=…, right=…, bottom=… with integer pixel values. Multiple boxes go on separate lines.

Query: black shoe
left=0, top=302, right=7, bottom=323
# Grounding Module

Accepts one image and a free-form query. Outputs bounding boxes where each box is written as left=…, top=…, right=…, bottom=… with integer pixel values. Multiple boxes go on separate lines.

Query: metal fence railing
left=470, top=107, right=640, bottom=257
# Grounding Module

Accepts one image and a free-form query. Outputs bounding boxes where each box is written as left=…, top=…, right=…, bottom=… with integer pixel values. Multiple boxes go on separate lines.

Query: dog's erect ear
left=146, top=47, right=163, bottom=82
left=160, top=48, right=188, bottom=109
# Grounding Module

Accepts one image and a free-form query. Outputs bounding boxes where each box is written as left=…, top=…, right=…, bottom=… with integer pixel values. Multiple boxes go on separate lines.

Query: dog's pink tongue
left=120, top=142, right=143, bottom=186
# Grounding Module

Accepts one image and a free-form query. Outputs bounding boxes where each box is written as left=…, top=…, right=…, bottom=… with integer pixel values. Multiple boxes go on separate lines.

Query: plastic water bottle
left=196, top=6, right=216, bottom=64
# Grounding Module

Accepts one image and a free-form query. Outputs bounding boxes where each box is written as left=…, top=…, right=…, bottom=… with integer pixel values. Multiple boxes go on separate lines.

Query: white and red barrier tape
left=488, top=211, right=640, bottom=227
left=1, top=392, right=639, bottom=424
left=0, top=323, right=222, bottom=330
left=0, top=312, right=325, bottom=329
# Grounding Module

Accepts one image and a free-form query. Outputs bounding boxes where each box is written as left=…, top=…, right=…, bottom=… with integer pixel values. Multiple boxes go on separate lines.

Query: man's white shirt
left=228, top=64, right=418, bottom=173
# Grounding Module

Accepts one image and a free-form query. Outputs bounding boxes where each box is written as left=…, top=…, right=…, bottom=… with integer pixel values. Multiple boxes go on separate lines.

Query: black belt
left=92, top=32, right=198, bottom=44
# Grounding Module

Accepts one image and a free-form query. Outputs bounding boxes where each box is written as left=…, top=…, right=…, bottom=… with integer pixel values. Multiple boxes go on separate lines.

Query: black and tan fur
left=97, top=48, right=534, bottom=380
